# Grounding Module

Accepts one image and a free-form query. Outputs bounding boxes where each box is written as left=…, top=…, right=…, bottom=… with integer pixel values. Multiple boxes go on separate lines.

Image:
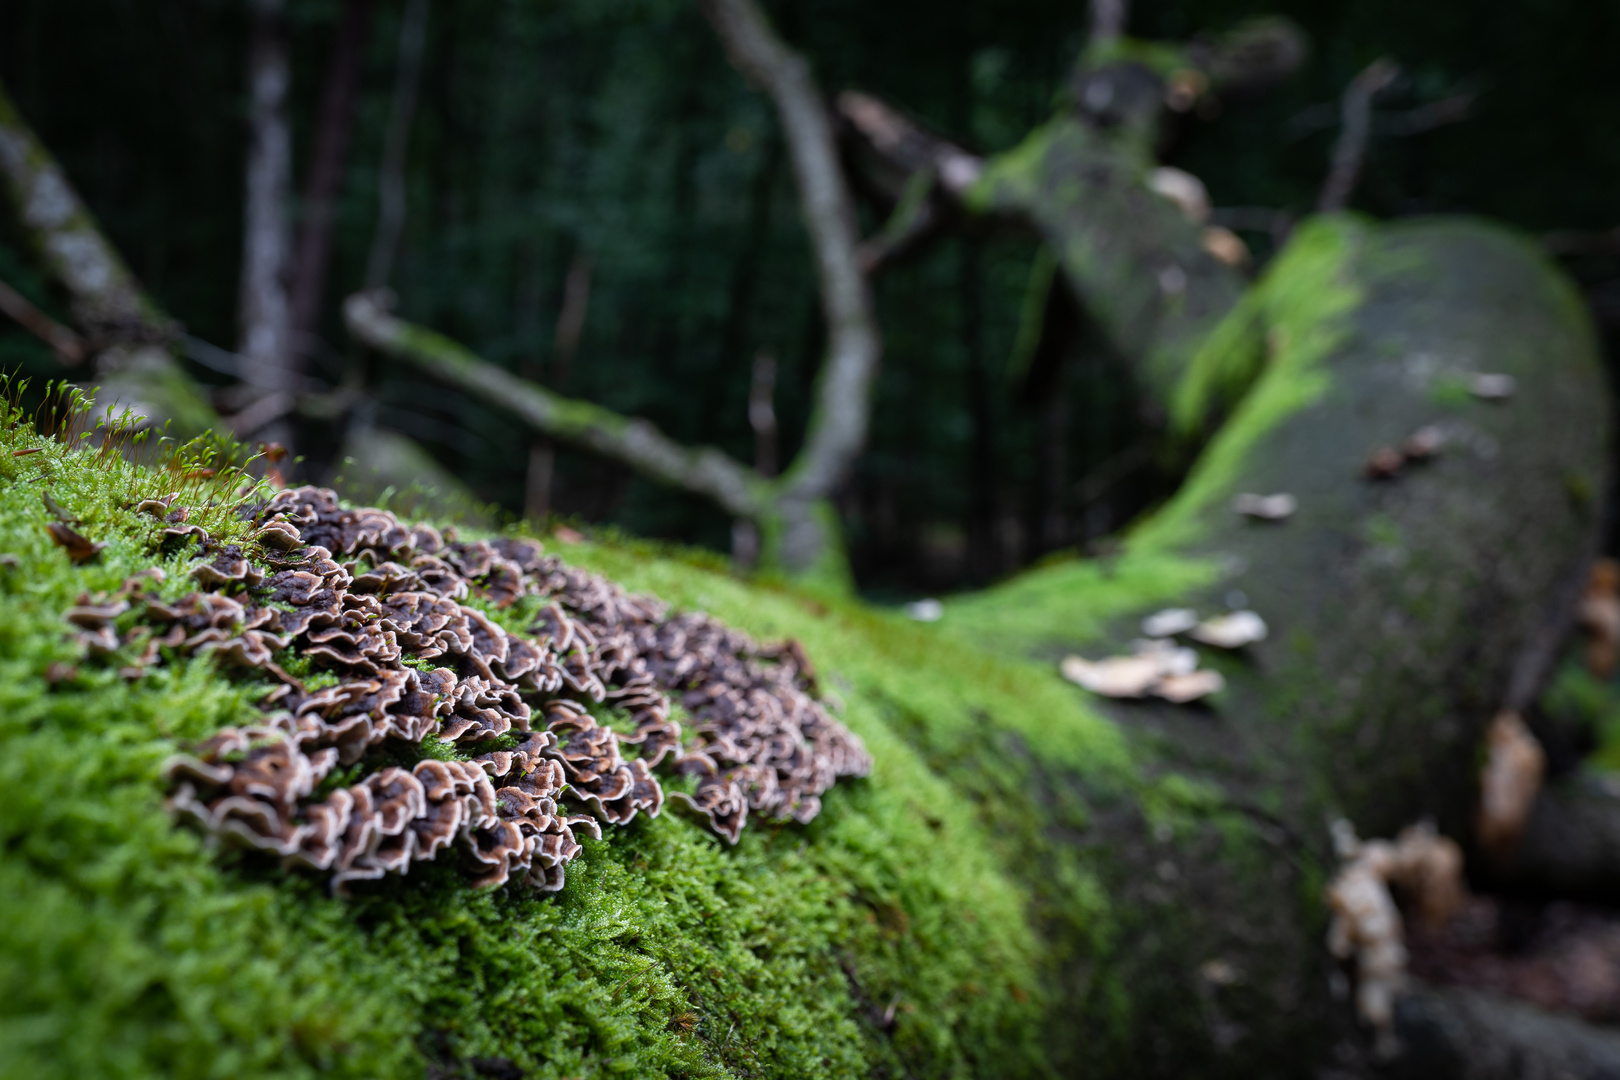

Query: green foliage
left=0, top=414, right=1072, bottom=1079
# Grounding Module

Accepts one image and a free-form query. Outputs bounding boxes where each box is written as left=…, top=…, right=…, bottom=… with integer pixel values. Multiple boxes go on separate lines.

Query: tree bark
left=700, top=0, right=881, bottom=574
left=943, top=215, right=1610, bottom=1075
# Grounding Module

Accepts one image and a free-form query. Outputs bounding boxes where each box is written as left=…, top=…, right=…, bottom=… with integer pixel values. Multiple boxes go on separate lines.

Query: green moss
left=943, top=216, right=1367, bottom=658
left=0, top=418, right=1072, bottom=1080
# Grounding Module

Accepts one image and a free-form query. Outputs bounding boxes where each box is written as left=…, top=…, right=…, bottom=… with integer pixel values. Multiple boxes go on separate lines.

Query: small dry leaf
left=44, top=661, right=79, bottom=684
left=1142, top=607, right=1199, bottom=638
left=552, top=525, right=585, bottom=544
left=11, top=447, right=42, bottom=457
left=1190, top=610, right=1268, bottom=649
left=1153, top=669, right=1225, bottom=703
left=46, top=522, right=105, bottom=564
left=1233, top=492, right=1297, bottom=521
left=1468, top=372, right=1516, bottom=401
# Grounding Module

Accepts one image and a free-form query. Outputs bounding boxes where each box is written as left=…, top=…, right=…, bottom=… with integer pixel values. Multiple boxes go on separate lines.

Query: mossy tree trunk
left=942, top=214, right=1610, bottom=1075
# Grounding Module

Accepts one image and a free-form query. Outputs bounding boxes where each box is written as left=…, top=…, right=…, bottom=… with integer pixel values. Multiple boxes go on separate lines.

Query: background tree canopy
left=2, top=0, right=1617, bottom=597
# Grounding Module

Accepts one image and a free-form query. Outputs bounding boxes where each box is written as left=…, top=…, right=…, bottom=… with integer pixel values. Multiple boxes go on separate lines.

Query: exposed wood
left=1316, top=59, right=1399, bottom=213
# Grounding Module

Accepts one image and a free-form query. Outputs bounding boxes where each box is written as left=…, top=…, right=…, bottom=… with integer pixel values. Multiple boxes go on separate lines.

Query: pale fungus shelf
left=1231, top=492, right=1297, bottom=522
left=1327, top=820, right=1467, bottom=1055
left=74, top=485, right=871, bottom=894
left=1062, top=607, right=1269, bottom=703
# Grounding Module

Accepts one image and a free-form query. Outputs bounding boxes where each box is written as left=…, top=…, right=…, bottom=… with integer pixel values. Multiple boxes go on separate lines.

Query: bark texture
left=945, top=215, right=1610, bottom=1076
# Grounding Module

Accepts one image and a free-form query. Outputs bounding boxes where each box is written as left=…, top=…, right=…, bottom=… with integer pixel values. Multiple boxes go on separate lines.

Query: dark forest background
left=2, top=0, right=1618, bottom=599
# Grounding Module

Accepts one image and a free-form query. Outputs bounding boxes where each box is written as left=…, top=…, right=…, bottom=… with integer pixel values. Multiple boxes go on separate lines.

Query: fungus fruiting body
left=78, top=486, right=871, bottom=894
left=1327, top=820, right=1466, bottom=1053
left=1232, top=492, right=1296, bottom=521
left=1475, top=710, right=1545, bottom=859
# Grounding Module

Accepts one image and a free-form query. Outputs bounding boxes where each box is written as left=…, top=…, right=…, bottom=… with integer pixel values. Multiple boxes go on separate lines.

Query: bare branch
left=0, top=277, right=85, bottom=363
left=700, top=0, right=880, bottom=504
left=1317, top=59, right=1399, bottom=213
left=344, top=291, right=768, bottom=519
left=838, top=91, right=985, bottom=199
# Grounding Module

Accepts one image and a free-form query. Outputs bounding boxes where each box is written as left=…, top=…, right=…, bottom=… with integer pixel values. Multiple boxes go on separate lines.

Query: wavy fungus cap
left=92, top=485, right=869, bottom=894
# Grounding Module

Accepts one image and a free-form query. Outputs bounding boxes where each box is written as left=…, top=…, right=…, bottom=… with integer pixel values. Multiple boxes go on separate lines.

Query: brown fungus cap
left=110, top=485, right=869, bottom=893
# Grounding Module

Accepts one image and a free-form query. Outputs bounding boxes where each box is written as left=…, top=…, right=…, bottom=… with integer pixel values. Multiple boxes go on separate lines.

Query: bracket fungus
left=1327, top=819, right=1467, bottom=1053
left=81, top=485, right=868, bottom=895
left=1189, top=610, right=1268, bottom=649
left=1475, top=711, right=1546, bottom=860
left=1468, top=372, right=1517, bottom=401
left=1060, top=638, right=1224, bottom=702
left=1231, top=492, right=1297, bottom=522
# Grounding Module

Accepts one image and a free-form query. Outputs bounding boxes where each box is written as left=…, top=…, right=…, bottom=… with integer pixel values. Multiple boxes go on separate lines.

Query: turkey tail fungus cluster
left=77, top=486, right=870, bottom=893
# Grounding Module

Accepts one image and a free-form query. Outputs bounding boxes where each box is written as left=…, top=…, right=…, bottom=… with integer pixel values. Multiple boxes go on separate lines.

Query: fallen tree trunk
left=943, top=213, right=1610, bottom=1074
left=3, top=211, right=1607, bottom=1080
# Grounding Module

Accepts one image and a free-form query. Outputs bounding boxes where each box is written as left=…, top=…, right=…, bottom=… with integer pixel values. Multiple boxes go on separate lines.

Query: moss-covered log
left=0, top=212, right=1607, bottom=1079
left=943, top=212, right=1609, bottom=1074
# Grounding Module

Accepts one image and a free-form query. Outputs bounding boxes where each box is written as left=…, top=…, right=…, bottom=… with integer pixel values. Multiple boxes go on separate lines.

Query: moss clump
left=0, top=412, right=1062, bottom=1080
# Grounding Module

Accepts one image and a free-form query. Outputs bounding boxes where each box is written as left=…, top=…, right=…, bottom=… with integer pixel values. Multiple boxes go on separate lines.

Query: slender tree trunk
left=239, top=0, right=296, bottom=401
left=289, top=0, right=377, bottom=363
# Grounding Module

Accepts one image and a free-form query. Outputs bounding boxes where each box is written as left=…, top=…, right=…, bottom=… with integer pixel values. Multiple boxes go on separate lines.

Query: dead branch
left=700, top=0, right=880, bottom=513
left=1317, top=59, right=1399, bottom=213
left=344, top=291, right=769, bottom=520
left=0, top=277, right=85, bottom=363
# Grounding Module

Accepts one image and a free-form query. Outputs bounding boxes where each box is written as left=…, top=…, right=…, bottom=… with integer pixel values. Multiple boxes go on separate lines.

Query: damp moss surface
left=0, top=411, right=1133, bottom=1080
